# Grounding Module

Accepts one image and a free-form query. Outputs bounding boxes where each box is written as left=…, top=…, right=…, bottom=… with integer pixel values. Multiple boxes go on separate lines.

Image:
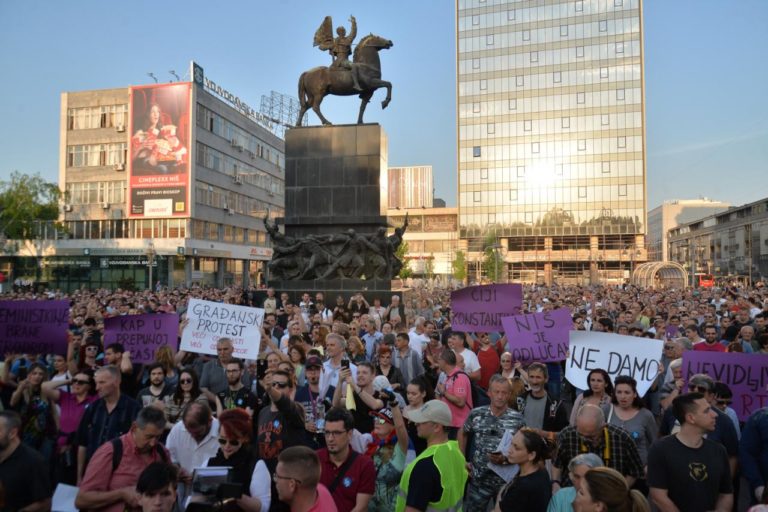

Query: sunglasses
left=664, top=345, right=675, bottom=350
left=374, top=418, right=391, bottom=425
left=691, top=385, right=710, bottom=393
left=272, top=381, right=289, bottom=389
left=218, top=438, right=241, bottom=447
left=716, top=399, right=732, bottom=406
left=72, top=379, right=91, bottom=385
left=180, top=378, right=193, bottom=384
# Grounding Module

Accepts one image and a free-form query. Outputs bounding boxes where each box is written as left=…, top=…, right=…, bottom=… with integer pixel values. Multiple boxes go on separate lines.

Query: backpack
left=111, top=437, right=168, bottom=472
left=450, top=370, right=490, bottom=408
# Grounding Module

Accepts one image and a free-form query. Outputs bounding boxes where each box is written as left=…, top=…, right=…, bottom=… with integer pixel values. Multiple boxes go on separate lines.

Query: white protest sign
left=565, top=331, right=663, bottom=397
left=181, top=298, right=264, bottom=359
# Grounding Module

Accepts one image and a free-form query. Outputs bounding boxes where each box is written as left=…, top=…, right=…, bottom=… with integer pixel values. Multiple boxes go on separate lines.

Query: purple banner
left=682, top=350, right=768, bottom=421
left=450, top=284, right=523, bottom=332
left=0, top=300, right=69, bottom=354
left=104, top=313, right=179, bottom=363
left=502, top=308, right=572, bottom=363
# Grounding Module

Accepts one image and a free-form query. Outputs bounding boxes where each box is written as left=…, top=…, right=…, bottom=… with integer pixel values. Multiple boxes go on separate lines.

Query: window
left=601, top=114, right=609, bottom=126
left=576, top=46, right=584, bottom=58
left=599, top=20, right=608, bottom=32
left=614, top=0, right=623, bottom=6
left=507, top=9, right=515, bottom=21
left=616, top=42, right=624, bottom=54
left=524, top=120, right=532, bottom=131
left=618, top=184, right=627, bottom=196
left=473, top=191, right=481, bottom=202
left=600, top=67, right=609, bottom=79
left=516, top=75, right=524, bottom=87
left=510, top=189, right=518, bottom=201
left=473, top=102, right=481, bottom=113
left=508, top=98, right=517, bottom=110
left=473, top=146, right=482, bottom=157
left=522, top=30, right=530, bottom=41
left=525, top=212, right=533, bottom=224
left=575, top=1, right=583, bottom=12
left=532, top=142, right=540, bottom=153
left=530, top=51, right=538, bottom=63
left=553, top=71, right=562, bottom=83
left=616, top=89, right=625, bottom=101
left=517, top=166, right=525, bottom=177
left=472, top=15, right=480, bottom=26
left=577, top=92, right=585, bottom=104
left=472, top=58, right=480, bottom=70
left=487, top=123, right=495, bottom=134
left=555, top=164, right=563, bottom=175
left=486, top=34, right=494, bottom=46
left=602, top=161, right=611, bottom=173
left=617, top=136, right=626, bottom=148
left=488, top=213, right=496, bottom=224
left=480, top=79, right=488, bottom=90
left=480, top=168, right=488, bottom=180
left=578, top=139, right=586, bottom=151
left=578, top=187, right=587, bottom=198
left=562, top=117, right=570, bottom=129
left=560, top=25, right=568, bottom=37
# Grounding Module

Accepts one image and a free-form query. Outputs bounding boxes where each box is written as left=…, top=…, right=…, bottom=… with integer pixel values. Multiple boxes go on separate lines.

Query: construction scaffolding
left=260, top=91, right=306, bottom=138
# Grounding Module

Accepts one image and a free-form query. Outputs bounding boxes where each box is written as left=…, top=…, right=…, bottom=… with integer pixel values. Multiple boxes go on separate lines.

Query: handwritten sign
left=103, top=313, right=179, bottom=363
left=181, top=299, right=264, bottom=359
left=0, top=300, right=69, bottom=354
left=502, top=308, right=572, bottom=363
left=682, top=351, right=768, bottom=420
left=566, top=331, right=663, bottom=396
left=450, top=284, right=522, bottom=333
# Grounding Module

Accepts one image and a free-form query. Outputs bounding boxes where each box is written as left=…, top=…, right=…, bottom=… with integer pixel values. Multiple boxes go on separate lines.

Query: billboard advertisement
left=128, top=83, right=191, bottom=218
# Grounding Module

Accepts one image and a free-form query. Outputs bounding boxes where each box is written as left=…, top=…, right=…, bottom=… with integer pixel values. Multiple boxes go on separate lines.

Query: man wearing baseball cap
left=395, top=400, right=467, bottom=512
left=295, top=356, right=335, bottom=449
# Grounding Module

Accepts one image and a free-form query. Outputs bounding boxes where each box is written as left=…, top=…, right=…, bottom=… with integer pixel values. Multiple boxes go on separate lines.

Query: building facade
left=667, top=197, right=768, bottom=286
left=457, top=0, right=647, bottom=284
left=647, top=198, right=729, bottom=262
left=388, top=165, right=434, bottom=209
left=3, top=69, right=284, bottom=292
left=387, top=207, right=458, bottom=278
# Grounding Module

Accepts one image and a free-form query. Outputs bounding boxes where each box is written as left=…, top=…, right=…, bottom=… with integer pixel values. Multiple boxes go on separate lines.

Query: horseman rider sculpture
left=315, top=15, right=363, bottom=91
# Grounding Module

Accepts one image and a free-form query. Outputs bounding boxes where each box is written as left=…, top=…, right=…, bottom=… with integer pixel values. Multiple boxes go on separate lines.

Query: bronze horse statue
left=296, top=34, right=393, bottom=126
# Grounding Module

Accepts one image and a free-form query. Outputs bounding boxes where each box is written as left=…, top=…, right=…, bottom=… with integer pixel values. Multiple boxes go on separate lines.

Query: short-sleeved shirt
left=0, top=442, right=52, bottom=511
left=463, top=406, right=526, bottom=480
left=308, top=483, right=339, bottom=512
left=693, top=341, right=727, bottom=352
left=317, top=448, right=376, bottom=512
left=58, top=391, right=98, bottom=448
left=217, top=386, right=258, bottom=412
left=404, top=456, right=442, bottom=509
left=443, top=367, right=472, bottom=428
left=256, top=394, right=306, bottom=471
left=77, top=394, right=141, bottom=462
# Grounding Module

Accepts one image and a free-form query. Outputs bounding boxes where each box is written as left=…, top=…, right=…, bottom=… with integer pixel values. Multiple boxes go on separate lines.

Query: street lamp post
left=146, top=242, right=156, bottom=290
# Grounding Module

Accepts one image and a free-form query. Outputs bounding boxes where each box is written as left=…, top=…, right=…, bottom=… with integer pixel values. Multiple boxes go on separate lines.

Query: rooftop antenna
left=147, top=72, right=158, bottom=83
left=169, top=70, right=180, bottom=82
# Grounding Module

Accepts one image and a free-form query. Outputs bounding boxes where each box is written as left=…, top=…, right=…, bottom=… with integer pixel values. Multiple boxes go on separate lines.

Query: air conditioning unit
left=268, top=191, right=275, bottom=197
left=64, top=204, right=73, bottom=212
left=235, top=145, right=244, bottom=152
left=227, top=208, right=235, bottom=216
left=233, top=175, right=243, bottom=185
left=102, top=202, right=110, bottom=209
left=114, top=163, right=125, bottom=171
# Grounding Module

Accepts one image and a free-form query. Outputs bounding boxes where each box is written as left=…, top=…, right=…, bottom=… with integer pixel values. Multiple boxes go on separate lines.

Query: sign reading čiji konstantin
left=450, top=284, right=523, bottom=333
left=0, top=300, right=69, bottom=355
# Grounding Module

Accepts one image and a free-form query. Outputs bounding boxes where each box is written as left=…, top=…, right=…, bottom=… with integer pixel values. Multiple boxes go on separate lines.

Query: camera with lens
left=374, top=387, right=397, bottom=404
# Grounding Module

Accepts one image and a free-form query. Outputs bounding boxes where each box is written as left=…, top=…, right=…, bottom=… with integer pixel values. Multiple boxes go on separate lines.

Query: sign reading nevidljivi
left=181, top=299, right=264, bottom=359
left=0, top=300, right=69, bottom=354
left=502, top=308, right=572, bottom=363
left=682, top=350, right=768, bottom=420
left=103, top=313, right=179, bottom=363
left=450, top=284, right=523, bottom=333
left=566, top=331, right=663, bottom=397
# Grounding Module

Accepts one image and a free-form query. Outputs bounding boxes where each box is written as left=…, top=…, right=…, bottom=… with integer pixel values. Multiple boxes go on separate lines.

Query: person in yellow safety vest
left=395, top=400, right=468, bottom=512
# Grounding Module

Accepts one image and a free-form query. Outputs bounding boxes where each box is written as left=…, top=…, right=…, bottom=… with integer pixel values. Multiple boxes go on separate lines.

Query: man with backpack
left=76, top=406, right=169, bottom=512
left=435, top=349, right=472, bottom=439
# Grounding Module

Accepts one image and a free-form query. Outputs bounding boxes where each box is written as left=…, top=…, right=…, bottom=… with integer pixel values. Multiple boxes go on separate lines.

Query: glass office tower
left=457, top=0, right=646, bottom=284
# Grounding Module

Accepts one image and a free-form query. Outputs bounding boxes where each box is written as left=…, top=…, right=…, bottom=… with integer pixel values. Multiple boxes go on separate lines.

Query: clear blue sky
left=0, top=0, right=766, bottom=210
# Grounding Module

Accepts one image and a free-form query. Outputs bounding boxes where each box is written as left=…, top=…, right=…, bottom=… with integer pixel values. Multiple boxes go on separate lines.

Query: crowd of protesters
left=0, top=280, right=768, bottom=512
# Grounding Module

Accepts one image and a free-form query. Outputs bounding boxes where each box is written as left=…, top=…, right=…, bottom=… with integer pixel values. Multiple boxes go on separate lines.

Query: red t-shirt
left=317, top=448, right=376, bottom=512
left=693, top=341, right=726, bottom=352
left=308, top=484, right=339, bottom=512
left=476, top=347, right=500, bottom=389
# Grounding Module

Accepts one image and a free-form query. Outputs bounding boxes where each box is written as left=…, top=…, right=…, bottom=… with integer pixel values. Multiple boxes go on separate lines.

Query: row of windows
left=65, top=181, right=126, bottom=205
left=191, top=220, right=268, bottom=245
left=196, top=104, right=283, bottom=169
left=67, top=104, right=128, bottom=130
left=461, top=159, right=644, bottom=184
left=459, top=209, right=644, bottom=230
left=461, top=64, right=641, bottom=96
left=462, top=135, right=642, bottom=162
left=67, top=143, right=128, bottom=167
left=196, top=143, right=282, bottom=195
left=194, top=181, right=284, bottom=220
left=457, top=0, right=634, bottom=24
left=62, top=218, right=187, bottom=240
left=459, top=39, right=640, bottom=74
left=398, top=240, right=457, bottom=253
left=459, top=16, right=639, bottom=54
left=461, top=183, right=643, bottom=205
left=460, top=87, right=640, bottom=118
left=461, top=112, right=642, bottom=139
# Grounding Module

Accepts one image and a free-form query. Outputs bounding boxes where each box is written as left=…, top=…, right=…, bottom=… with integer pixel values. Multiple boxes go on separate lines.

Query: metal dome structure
left=630, top=261, right=688, bottom=288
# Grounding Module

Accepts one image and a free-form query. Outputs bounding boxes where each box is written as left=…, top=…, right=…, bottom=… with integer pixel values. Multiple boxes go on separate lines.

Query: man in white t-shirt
left=408, top=317, right=429, bottom=357
left=448, top=331, right=480, bottom=382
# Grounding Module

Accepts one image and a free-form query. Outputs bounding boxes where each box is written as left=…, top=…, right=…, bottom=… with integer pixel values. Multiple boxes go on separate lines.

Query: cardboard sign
left=181, top=299, right=264, bottom=359
left=103, top=313, right=179, bottom=363
left=682, top=350, right=768, bottom=421
left=502, top=308, right=572, bottom=363
left=0, top=300, right=69, bottom=354
left=450, top=284, right=523, bottom=332
left=566, top=331, right=663, bottom=396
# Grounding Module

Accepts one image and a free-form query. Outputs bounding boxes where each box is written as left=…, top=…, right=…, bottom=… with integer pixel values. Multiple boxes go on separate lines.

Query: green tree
left=0, top=171, right=62, bottom=239
left=482, top=230, right=503, bottom=283
left=452, top=250, right=467, bottom=282
left=395, top=240, right=412, bottom=279
left=424, top=254, right=435, bottom=279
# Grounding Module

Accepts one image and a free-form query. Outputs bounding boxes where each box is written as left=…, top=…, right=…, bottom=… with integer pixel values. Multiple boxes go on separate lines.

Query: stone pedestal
left=269, top=124, right=391, bottom=301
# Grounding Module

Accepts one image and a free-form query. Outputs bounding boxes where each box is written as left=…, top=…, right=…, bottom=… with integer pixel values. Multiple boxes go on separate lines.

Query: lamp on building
left=146, top=242, right=156, bottom=290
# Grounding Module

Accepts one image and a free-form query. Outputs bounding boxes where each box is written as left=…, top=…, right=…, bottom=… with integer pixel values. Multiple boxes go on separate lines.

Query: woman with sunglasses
left=163, top=369, right=211, bottom=426
left=499, top=352, right=528, bottom=384
left=204, top=408, right=270, bottom=512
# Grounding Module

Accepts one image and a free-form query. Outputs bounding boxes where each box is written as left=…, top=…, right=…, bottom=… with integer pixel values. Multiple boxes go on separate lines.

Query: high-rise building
left=647, top=198, right=730, bottom=262
left=388, top=165, right=434, bottom=209
left=457, top=0, right=647, bottom=285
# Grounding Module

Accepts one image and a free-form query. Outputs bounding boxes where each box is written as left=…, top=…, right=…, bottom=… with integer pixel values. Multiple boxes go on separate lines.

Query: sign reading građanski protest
left=566, top=331, right=663, bottom=396
left=0, top=300, right=69, bottom=355
left=450, top=284, right=523, bottom=333
left=103, top=313, right=179, bottom=363
left=181, top=298, right=264, bottom=359
left=502, top=308, right=572, bottom=363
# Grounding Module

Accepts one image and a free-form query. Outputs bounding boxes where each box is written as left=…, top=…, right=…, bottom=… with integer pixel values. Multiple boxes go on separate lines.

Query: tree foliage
left=452, top=250, right=467, bottom=282
left=424, top=254, right=435, bottom=279
left=0, top=172, right=61, bottom=239
left=395, top=241, right=412, bottom=279
left=482, top=230, right=503, bottom=283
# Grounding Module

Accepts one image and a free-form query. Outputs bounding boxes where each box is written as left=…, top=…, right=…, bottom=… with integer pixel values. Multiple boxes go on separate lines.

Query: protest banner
left=103, top=313, right=179, bottom=363
left=502, top=308, right=572, bottom=363
left=181, top=299, right=264, bottom=359
left=565, top=331, right=663, bottom=396
left=682, top=350, right=768, bottom=421
left=0, top=300, right=69, bottom=355
left=450, top=284, right=523, bottom=332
